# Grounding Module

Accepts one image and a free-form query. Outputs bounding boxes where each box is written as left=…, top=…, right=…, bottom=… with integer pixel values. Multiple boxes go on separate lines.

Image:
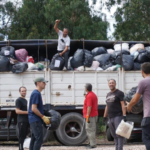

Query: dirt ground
left=0, top=145, right=146, bottom=150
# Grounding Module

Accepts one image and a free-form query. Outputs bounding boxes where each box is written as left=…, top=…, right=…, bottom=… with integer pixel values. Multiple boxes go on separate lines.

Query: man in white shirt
left=54, top=20, right=70, bottom=70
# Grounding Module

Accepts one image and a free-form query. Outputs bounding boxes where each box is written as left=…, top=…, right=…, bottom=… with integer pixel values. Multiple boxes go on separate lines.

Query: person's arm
left=15, top=108, right=28, bottom=115
left=87, top=106, right=92, bottom=116
left=121, top=101, right=126, bottom=116
left=103, top=105, right=108, bottom=118
left=54, top=19, right=60, bottom=33
left=59, top=46, right=69, bottom=56
left=126, top=93, right=141, bottom=112
left=32, top=104, right=43, bottom=118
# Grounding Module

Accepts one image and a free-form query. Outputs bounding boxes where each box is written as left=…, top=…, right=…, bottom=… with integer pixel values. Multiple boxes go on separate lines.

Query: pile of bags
left=0, top=46, right=46, bottom=74
left=68, top=43, right=150, bottom=71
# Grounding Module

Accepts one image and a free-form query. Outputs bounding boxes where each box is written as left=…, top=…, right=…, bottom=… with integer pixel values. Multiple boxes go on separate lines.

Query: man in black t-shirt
left=103, top=79, right=126, bottom=150
left=15, top=86, right=29, bottom=150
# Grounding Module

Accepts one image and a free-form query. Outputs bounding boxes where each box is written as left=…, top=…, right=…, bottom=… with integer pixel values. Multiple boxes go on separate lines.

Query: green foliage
left=0, top=0, right=108, bottom=40
left=105, top=0, right=150, bottom=41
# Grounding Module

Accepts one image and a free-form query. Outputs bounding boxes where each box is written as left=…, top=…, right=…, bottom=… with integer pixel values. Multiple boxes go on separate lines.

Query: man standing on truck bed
left=54, top=19, right=70, bottom=70
left=83, top=83, right=98, bottom=149
left=103, top=79, right=126, bottom=150
left=15, top=86, right=29, bottom=150
left=127, top=62, right=150, bottom=150
left=28, top=77, right=50, bottom=150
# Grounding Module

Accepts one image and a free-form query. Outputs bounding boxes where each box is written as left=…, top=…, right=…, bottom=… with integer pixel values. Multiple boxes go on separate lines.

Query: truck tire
left=55, top=112, right=87, bottom=146
left=16, top=124, right=50, bottom=143
left=106, top=128, right=114, bottom=141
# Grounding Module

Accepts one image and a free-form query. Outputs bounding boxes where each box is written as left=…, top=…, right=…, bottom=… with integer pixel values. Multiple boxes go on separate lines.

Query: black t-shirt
left=15, top=97, right=28, bottom=123
left=106, top=89, right=124, bottom=118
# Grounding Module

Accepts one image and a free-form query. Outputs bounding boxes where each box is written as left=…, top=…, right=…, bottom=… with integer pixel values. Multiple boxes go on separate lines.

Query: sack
left=68, top=57, right=73, bottom=70
left=94, top=54, right=111, bottom=67
left=115, top=55, right=134, bottom=71
left=1, top=46, right=16, bottom=59
left=91, top=47, right=107, bottom=57
left=0, top=55, right=11, bottom=72
left=35, top=63, right=44, bottom=70
left=83, top=52, right=93, bottom=67
left=23, top=138, right=31, bottom=148
left=71, top=49, right=84, bottom=68
left=91, top=61, right=99, bottom=70
left=115, top=50, right=130, bottom=57
left=49, top=53, right=65, bottom=70
left=12, top=62, right=28, bottom=74
left=130, top=44, right=144, bottom=55
left=96, top=67, right=103, bottom=71
left=76, top=66, right=84, bottom=71
left=145, top=46, right=150, bottom=58
left=27, top=62, right=37, bottom=71
left=105, top=65, right=118, bottom=71
left=26, top=56, right=34, bottom=63
left=114, top=43, right=129, bottom=51
left=124, top=86, right=143, bottom=114
left=135, top=49, right=149, bottom=63
left=15, top=49, right=28, bottom=62
left=102, top=62, right=114, bottom=70
left=107, top=49, right=114, bottom=54
left=133, top=63, right=141, bottom=70
left=44, top=110, right=61, bottom=131
left=116, top=120, right=134, bottom=139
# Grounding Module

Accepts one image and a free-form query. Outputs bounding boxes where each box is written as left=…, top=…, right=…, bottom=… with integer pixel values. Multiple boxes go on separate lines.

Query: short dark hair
left=141, top=63, right=150, bottom=74
left=108, top=79, right=116, bottom=84
left=35, top=82, right=37, bottom=86
left=85, top=83, right=92, bottom=91
left=19, top=86, right=27, bottom=92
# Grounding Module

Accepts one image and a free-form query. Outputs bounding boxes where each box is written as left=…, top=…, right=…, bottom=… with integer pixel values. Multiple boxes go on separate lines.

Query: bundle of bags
left=0, top=46, right=46, bottom=74
left=68, top=43, right=150, bottom=71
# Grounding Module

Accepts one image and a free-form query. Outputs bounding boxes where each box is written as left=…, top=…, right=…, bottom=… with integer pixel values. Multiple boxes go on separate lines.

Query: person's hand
left=59, top=53, right=63, bottom=56
left=103, top=117, right=107, bottom=125
left=55, top=19, right=60, bottom=24
left=86, top=115, right=90, bottom=123
left=42, top=116, right=50, bottom=125
left=126, top=101, right=132, bottom=112
left=123, top=116, right=127, bottom=122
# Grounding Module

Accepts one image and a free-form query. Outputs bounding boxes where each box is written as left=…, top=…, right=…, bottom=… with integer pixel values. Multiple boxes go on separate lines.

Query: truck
left=0, top=39, right=145, bottom=145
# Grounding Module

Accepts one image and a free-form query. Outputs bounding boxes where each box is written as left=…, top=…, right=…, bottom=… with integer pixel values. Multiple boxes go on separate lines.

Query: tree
left=104, top=0, right=150, bottom=41
left=0, top=0, right=108, bottom=40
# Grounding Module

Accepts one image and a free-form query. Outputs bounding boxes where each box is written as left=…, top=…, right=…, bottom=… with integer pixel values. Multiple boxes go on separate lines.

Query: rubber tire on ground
left=106, top=128, right=114, bottom=141
left=55, top=112, right=87, bottom=146
left=16, top=124, right=50, bottom=143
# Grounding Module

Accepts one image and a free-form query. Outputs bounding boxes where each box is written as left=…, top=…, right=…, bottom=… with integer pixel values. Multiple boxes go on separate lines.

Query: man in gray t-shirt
left=127, top=62, right=150, bottom=150
left=54, top=19, right=70, bottom=70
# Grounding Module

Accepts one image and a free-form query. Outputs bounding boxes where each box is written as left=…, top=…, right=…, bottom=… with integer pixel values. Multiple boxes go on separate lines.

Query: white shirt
left=57, top=30, right=70, bottom=51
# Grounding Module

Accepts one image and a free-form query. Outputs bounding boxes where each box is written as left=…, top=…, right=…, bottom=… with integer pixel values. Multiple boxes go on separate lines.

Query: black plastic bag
left=94, top=53, right=111, bottom=67
left=12, top=62, right=28, bottom=74
left=115, top=50, right=130, bottom=57
left=49, top=53, right=65, bottom=70
left=102, top=62, right=114, bottom=70
left=124, top=87, right=143, bottom=114
left=133, top=63, right=141, bottom=70
left=1, top=46, right=16, bottom=59
left=145, top=46, right=150, bottom=58
left=91, top=47, right=107, bottom=57
left=135, top=49, right=149, bottom=63
left=44, top=109, right=61, bottom=131
left=0, top=55, right=11, bottom=72
left=83, top=52, right=93, bottom=67
left=71, top=49, right=84, bottom=68
left=115, top=54, right=134, bottom=71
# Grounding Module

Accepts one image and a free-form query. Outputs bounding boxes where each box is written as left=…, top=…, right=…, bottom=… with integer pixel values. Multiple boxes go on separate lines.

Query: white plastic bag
left=114, top=43, right=129, bottom=51
left=116, top=120, right=134, bottom=139
left=23, top=138, right=31, bottom=148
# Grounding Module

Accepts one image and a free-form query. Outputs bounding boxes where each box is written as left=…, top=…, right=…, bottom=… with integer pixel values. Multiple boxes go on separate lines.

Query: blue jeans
left=29, top=121, right=43, bottom=150
left=141, top=118, right=150, bottom=150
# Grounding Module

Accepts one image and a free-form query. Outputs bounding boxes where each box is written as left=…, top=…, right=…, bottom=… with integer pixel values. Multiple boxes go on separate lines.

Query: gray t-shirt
left=57, top=30, right=70, bottom=51
left=136, top=77, right=150, bottom=118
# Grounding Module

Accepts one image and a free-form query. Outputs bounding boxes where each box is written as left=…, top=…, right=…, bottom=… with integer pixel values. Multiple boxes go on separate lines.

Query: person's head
left=108, top=79, right=116, bottom=92
left=19, top=86, right=27, bottom=98
left=34, top=77, right=48, bottom=91
left=141, top=63, right=150, bottom=78
left=85, top=83, right=92, bottom=92
left=63, top=28, right=68, bottom=37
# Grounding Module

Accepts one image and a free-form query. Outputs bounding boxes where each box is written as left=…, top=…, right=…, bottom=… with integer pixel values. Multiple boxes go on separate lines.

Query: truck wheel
left=55, top=112, right=87, bottom=146
left=16, top=124, right=50, bottom=143
left=106, top=128, right=114, bottom=141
